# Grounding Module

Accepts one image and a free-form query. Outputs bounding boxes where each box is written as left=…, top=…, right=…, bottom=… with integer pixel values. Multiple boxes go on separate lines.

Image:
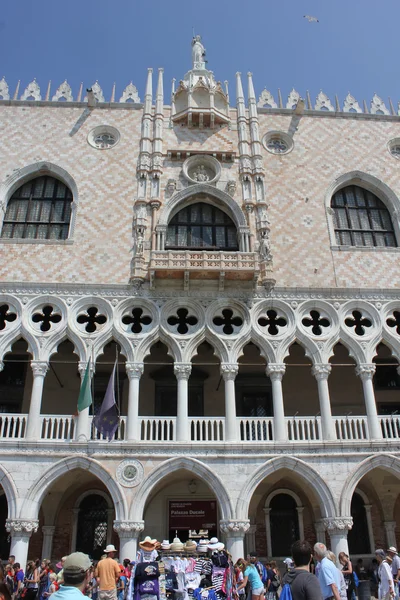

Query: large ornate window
left=1, top=176, right=73, bottom=240
left=331, top=185, right=396, bottom=247
left=166, top=202, right=238, bottom=250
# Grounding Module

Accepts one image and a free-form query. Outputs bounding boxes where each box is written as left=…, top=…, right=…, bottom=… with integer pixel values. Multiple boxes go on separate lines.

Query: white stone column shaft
left=365, top=505, right=375, bottom=552
left=297, top=506, right=305, bottom=540
left=220, top=520, right=250, bottom=563
left=26, top=362, right=49, bottom=440
left=311, top=364, right=336, bottom=441
left=221, top=364, right=239, bottom=442
left=266, top=364, right=287, bottom=442
left=264, top=507, right=272, bottom=557
left=356, top=364, right=382, bottom=440
left=315, top=520, right=326, bottom=545
left=174, top=364, right=191, bottom=442
left=114, top=521, right=145, bottom=561
left=6, top=519, right=39, bottom=569
left=384, top=520, right=397, bottom=548
left=126, top=363, right=144, bottom=441
left=246, top=524, right=257, bottom=554
left=41, top=525, right=55, bottom=560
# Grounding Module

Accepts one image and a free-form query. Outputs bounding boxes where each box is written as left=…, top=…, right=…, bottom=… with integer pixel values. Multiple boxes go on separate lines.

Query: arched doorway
left=348, top=492, right=371, bottom=554
left=76, top=494, right=109, bottom=559
left=269, top=493, right=301, bottom=557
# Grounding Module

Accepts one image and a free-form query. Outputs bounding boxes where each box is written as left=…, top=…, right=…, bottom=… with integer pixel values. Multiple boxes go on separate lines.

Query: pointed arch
left=158, top=184, right=248, bottom=229
left=236, top=456, right=337, bottom=520
left=130, top=456, right=233, bottom=521
left=20, top=455, right=127, bottom=521
left=340, top=453, right=400, bottom=516
left=0, top=463, right=18, bottom=519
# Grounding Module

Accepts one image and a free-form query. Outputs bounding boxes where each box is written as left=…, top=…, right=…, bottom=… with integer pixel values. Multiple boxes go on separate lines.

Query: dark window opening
left=1, top=175, right=73, bottom=241
left=76, top=494, right=109, bottom=560
left=0, top=355, right=27, bottom=413
left=331, top=185, right=396, bottom=248
left=348, top=493, right=371, bottom=554
left=0, top=495, right=10, bottom=559
left=270, top=494, right=299, bottom=557
left=166, top=202, right=239, bottom=251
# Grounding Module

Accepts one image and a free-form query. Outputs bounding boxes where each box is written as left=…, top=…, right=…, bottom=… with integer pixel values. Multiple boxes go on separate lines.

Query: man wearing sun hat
left=95, top=545, right=120, bottom=600
left=387, top=547, right=400, bottom=600
left=50, top=552, right=92, bottom=600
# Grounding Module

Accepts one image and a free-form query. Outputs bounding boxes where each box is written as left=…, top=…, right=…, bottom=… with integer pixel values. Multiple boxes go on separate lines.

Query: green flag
left=78, top=361, right=92, bottom=412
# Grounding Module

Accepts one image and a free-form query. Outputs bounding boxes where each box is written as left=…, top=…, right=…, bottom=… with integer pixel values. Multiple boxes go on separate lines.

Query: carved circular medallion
left=116, top=459, right=144, bottom=488
left=182, top=155, right=221, bottom=184
left=262, top=131, right=293, bottom=155
left=388, top=138, right=400, bottom=159
left=88, top=125, right=120, bottom=150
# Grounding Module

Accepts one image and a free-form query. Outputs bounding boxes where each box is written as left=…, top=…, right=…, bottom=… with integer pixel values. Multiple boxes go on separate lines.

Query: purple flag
left=93, top=361, right=119, bottom=441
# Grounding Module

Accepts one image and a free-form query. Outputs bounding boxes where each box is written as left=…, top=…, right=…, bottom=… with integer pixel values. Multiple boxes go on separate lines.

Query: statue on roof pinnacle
left=192, top=34, right=206, bottom=68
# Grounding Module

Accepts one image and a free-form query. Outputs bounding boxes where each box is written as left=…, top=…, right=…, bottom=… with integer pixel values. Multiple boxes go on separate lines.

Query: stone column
left=26, top=361, right=49, bottom=440
left=264, top=507, right=272, bottom=557
left=114, top=520, right=145, bottom=560
left=41, top=525, right=55, bottom=560
left=221, top=364, right=239, bottom=442
left=311, top=364, right=336, bottom=441
left=365, top=505, right=375, bottom=552
left=384, top=521, right=397, bottom=548
left=296, top=506, right=305, bottom=540
left=220, top=520, right=250, bottom=563
left=106, top=509, right=114, bottom=545
left=322, top=517, right=352, bottom=558
left=356, top=364, right=382, bottom=440
left=70, top=508, right=80, bottom=552
left=266, top=364, right=287, bottom=442
left=246, top=524, right=257, bottom=555
left=6, top=519, right=39, bottom=568
left=75, top=361, right=93, bottom=441
left=126, top=363, right=144, bottom=441
left=315, top=520, right=326, bottom=545
left=174, top=363, right=191, bottom=442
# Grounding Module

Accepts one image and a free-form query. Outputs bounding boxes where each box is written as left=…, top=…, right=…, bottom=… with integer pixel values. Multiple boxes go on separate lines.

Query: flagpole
left=91, top=347, right=95, bottom=438
left=115, top=343, right=120, bottom=416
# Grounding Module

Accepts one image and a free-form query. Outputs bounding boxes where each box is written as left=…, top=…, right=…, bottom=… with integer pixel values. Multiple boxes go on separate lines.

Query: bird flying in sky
left=304, top=15, right=319, bottom=23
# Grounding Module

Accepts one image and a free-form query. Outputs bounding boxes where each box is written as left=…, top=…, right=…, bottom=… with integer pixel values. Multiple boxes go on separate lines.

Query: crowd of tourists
left=0, top=540, right=398, bottom=600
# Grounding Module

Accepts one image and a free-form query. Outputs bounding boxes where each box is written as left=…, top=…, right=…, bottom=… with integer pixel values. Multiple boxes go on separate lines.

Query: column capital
left=78, top=361, right=95, bottom=378
left=384, top=520, right=397, bottom=533
left=221, top=363, right=239, bottom=381
left=0, top=361, right=4, bottom=372
left=219, top=519, right=250, bottom=537
left=113, top=520, right=145, bottom=539
left=42, top=525, right=56, bottom=535
left=31, top=361, right=49, bottom=377
left=263, top=507, right=271, bottom=515
left=296, top=506, right=305, bottom=515
left=322, top=517, right=353, bottom=535
left=174, top=363, right=192, bottom=380
left=126, top=363, right=144, bottom=379
left=355, top=363, right=376, bottom=381
left=266, top=363, right=286, bottom=381
left=6, top=519, right=39, bottom=536
left=311, top=363, right=332, bottom=381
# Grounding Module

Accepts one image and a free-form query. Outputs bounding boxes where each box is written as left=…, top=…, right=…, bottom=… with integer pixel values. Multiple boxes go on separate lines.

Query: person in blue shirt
left=49, top=553, right=92, bottom=600
left=236, top=559, right=265, bottom=600
left=313, top=544, right=341, bottom=600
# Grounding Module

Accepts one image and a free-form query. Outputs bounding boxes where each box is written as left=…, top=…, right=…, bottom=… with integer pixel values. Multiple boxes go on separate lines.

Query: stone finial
left=21, top=78, right=42, bottom=101
left=84, top=81, right=104, bottom=103
left=257, top=88, right=277, bottom=108
left=370, top=93, right=390, bottom=115
left=315, top=90, right=334, bottom=111
left=120, top=82, right=140, bottom=103
left=343, top=93, right=362, bottom=113
left=286, top=88, right=300, bottom=109
left=0, top=77, right=10, bottom=100
left=52, top=80, right=73, bottom=102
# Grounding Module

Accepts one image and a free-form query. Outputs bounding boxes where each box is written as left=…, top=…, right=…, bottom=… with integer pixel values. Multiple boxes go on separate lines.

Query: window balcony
left=149, top=250, right=259, bottom=287
left=1, top=414, right=399, bottom=444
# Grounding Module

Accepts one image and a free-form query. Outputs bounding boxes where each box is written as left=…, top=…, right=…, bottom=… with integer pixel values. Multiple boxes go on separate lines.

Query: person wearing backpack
left=266, top=562, right=281, bottom=600
left=282, top=541, right=322, bottom=600
left=249, top=554, right=268, bottom=588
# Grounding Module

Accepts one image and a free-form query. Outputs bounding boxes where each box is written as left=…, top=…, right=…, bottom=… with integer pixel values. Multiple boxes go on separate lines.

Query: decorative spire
left=119, top=82, right=140, bottom=103
left=0, top=77, right=10, bottom=100
left=155, top=68, right=164, bottom=114
left=45, top=81, right=51, bottom=101
left=110, top=82, right=116, bottom=103
left=257, top=88, right=277, bottom=109
left=13, top=80, right=20, bottom=100
left=315, top=90, right=334, bottom=111
left=370, top=93, right=389, bottom=115
left=21, top=79, right=41, bottom=101
left=236, top=72, right=245, bottom=116
left=343, top=93, right=362, bottom=113
left=144, top=68, right=153, bottom=115
left=77, top=82, right=83, bottom=102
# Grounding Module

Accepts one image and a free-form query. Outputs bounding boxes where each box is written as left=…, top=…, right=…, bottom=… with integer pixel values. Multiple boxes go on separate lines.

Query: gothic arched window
left=348, top=492, right=371, bottom=554
left=331, top=185, right=396, bottom=247
left=166, top=203, right=239, bottom=251
left=1, top=176, right=73, bottom=240
left=76, top=494, right=109, bottom=559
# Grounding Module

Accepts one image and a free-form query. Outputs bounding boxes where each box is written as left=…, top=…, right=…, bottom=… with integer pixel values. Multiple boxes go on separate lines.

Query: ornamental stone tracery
left=6, top=519, right=39, bottom=535
left=113, top=520, right=145, bottom=535
left=219, top=519, right=251, bottom=536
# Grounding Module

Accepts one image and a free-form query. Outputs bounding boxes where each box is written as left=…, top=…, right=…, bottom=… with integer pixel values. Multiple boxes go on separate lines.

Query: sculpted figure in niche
left=192, top=35, right=206, bottom=67
left=192, top=164, right=210, bottom=182
left=259, top=230, right=272, bottom=261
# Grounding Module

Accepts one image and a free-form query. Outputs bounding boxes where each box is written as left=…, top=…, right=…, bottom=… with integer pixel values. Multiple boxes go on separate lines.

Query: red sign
left=169, top=500, right=217, bottom=529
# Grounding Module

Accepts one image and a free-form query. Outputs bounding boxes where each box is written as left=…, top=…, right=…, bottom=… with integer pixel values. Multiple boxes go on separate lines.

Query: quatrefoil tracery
left=167, top=308, right=198, bottom=335
left=387, top=311, right=400, bottom=335
left=213, top=309, right=243, bottom=335
left=0, top=304, right=17, bottom=331
left=302, top=310, right=330, bottom=336
left=258, top=310, right=287, bottom=335
left=345, top=310, right=372, bottom=336
left=122, top=308, right=152, bottom=333
left=77, top=307, right=107, bottom=333
left=32, top=305, right=62, bottom=332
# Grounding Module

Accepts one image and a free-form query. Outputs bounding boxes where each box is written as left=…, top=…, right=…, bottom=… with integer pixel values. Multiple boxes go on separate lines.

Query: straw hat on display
left=139, top=536, right=158, bottom=552
left=197, top=538, right=209, bottom=553
left=161, top=540, right=171, bottom=551
left=183, top=540, right=197, bottom=553
left=170, top=537, right=184, bottom=552
left=208, top=537, right=225, bottom=551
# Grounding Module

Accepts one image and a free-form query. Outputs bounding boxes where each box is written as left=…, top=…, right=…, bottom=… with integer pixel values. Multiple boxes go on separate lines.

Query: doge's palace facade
left=0, top=38, right=400, bottom=566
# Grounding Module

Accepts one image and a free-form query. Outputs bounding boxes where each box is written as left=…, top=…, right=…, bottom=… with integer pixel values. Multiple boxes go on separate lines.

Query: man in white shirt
left=387, top=548, right=400, bottom=600
left=376, top=549, right=395, bottom=600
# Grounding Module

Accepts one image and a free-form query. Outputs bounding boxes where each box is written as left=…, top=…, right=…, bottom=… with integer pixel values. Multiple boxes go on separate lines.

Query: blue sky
left=1, top=0, right=399, bottom=109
